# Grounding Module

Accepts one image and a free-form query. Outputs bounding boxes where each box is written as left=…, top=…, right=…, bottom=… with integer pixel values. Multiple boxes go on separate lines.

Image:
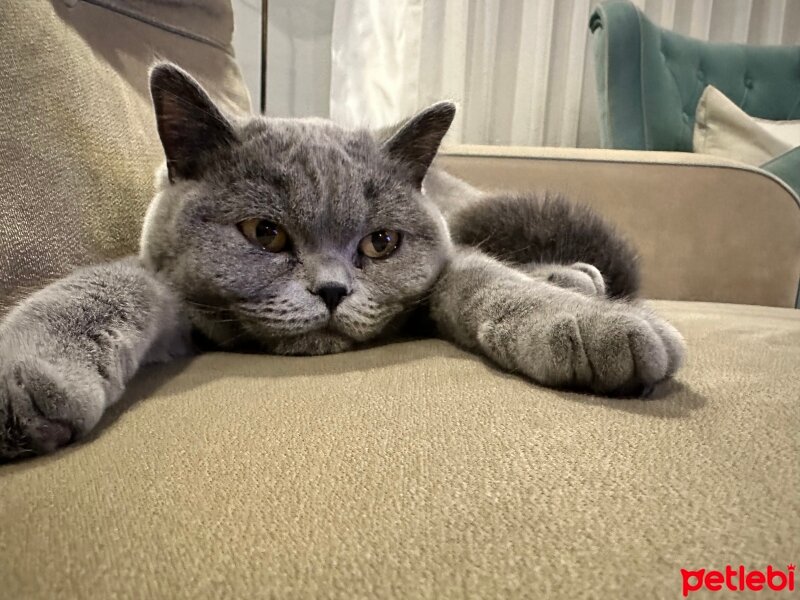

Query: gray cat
left=0, top=64, right=684, bottom=461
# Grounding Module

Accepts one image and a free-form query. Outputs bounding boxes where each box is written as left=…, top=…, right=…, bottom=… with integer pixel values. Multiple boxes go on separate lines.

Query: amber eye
left=238, top=218, right=288, bottom=252
left=358, top=229, right=402, bottom=259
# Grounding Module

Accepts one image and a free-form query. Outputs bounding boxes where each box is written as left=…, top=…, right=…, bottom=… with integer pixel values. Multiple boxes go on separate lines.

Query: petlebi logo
left=681, top=564, right=795, bottom=596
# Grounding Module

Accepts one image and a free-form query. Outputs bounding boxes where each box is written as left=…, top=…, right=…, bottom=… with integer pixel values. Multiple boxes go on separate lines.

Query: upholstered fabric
left=0, top=0, right=250, bottom=314
left=763, top=146, right=800, bottom=206
left=1, top=300, right=798, bottom=599
left=693, top=85, right=800, bottom=166
left=590, top=0, right=800, bottom=152
left=2, top=4, right=798, bottom=598
left=439, top=145, right=800, bottom=309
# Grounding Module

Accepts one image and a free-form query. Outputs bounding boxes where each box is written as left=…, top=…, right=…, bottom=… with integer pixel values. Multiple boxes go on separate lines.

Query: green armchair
left=589, top=0, right=800, bottom=195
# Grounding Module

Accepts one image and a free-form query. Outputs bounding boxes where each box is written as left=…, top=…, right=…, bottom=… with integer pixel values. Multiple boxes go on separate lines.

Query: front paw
left=568, top=263, right=606, bottom=296
left=0, top=357, right=105, bottom=461
left=514, top=305, right=684, bottom=396
left=536, top=263, right=606, bottom=296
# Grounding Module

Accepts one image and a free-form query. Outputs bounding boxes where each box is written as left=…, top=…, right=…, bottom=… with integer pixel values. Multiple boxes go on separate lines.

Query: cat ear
left=149, top=63, right=236, bottom=183
left=382, top=102, right=456, bottom=188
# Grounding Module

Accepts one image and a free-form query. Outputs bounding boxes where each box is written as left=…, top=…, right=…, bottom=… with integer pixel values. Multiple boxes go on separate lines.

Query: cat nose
left=314, top=284, right=349, bottom=312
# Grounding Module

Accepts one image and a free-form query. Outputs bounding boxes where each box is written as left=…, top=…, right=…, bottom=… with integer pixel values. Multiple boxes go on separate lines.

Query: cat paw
left=531, top=263, right=606, bottom=296
left=515, top=304, right=684, bottom=396
left=569, top=263, right=606, bottom=296
left=0, top=357, right=105, bottom=461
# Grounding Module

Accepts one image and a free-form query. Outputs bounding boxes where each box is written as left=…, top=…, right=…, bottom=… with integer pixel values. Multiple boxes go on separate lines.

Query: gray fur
left=429, top=250, right=683, bottom=396
left=448, top=193, right=641, bottom=298
left=0, top=259, right=189, bottom=458
left=422, top=166, right=486, bottom=218
left=0, top=63, right=684, bottom=461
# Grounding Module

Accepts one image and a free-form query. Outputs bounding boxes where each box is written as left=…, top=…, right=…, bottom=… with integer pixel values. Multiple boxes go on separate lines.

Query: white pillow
left=692, top=85, right=800, bottom=166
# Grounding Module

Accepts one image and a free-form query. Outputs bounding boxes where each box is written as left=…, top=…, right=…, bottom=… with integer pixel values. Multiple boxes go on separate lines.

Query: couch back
left=590, top=0, right=800, bottom=151
left=0, top=0, right=251, bottom=315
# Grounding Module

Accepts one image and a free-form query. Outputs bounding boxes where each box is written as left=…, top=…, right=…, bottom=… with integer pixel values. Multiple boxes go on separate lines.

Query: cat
left=0, top=63, right=684, bottom=461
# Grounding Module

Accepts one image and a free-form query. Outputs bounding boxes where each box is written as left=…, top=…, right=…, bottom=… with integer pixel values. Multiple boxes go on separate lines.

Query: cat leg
left=521, top=262, right=606, bottom=297
left=0, top=258, right=190, bottom=460
left=430, top=249, right=684, bottom=396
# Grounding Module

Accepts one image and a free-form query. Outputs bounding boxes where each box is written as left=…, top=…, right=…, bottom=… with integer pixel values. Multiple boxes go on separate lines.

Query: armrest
left=589, top=1, right=646, bottom=149
left=761, top=146, right=800, bottom=200
left=437, top=145, right=800, bottom=308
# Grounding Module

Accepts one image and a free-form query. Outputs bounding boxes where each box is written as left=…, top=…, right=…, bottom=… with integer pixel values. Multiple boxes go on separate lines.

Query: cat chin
left=267, top=330, right=356, bottom=356
left=191, top=316, right=357, bottom=355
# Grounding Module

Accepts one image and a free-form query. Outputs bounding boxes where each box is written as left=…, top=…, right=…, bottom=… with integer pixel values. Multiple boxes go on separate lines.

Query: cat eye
left=238, top=218, right=289, bottom=252
left=359, top=229, right=402, bottom=259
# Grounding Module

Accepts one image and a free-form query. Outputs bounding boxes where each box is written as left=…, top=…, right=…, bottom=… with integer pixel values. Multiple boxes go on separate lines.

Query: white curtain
left=327, top=0, right=800, bottom=148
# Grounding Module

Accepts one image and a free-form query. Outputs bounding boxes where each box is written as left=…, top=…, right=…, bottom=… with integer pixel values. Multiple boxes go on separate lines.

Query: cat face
left=141, top=64, right=455, bottom=355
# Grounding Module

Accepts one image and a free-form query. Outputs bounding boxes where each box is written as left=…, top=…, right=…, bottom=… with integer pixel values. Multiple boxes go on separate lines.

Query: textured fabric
left=590, top=0, right=800, bottom=152
left=441, top=143, right=767, bottom=166
left=763, top=146, right=800, bottom=212
left=0, top=301, right=798, bottom=599
left=438, top=146, right=800, bottom=309
left=0, top=0, right=250, bottom=314
left=693, top=85, right=800, bottom=166
left=590, top=0, right=645, bottom=150
left=3, top=4, right=797, bottom=599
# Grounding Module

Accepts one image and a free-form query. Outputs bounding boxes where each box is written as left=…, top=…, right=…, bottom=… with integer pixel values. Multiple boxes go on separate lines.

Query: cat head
left=140, top=63, right=455, bottom=355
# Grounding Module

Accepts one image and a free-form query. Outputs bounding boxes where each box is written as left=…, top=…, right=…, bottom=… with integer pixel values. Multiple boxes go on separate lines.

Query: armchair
left=589, top=0, right=800, bottom=195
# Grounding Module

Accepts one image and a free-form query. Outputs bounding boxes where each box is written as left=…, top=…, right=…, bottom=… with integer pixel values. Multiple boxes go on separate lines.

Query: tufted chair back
left=589, top=0, right=800, bottom=151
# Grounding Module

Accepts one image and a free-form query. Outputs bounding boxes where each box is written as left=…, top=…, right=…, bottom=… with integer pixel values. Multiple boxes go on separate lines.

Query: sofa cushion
left=0, top=0, right=250, bottom=315
left=1, top=300, right=797, bottom=598
left=693, top=85, right=800, bottom=166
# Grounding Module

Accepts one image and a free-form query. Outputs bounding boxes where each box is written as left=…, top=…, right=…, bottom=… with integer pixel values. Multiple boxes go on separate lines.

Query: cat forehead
left=217, top=118, right=397, bottom=204
left=199, top=116, right=424, bottom=233
left=238, top=117, right=379, bottom=163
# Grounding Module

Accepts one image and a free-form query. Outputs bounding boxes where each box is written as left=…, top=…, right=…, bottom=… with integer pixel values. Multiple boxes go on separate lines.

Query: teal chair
left=589, top=0, right=800, bottom=196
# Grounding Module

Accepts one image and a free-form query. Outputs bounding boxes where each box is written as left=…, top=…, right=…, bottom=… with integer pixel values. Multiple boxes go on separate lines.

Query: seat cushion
left=1, top=300, right=798, bottom=598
